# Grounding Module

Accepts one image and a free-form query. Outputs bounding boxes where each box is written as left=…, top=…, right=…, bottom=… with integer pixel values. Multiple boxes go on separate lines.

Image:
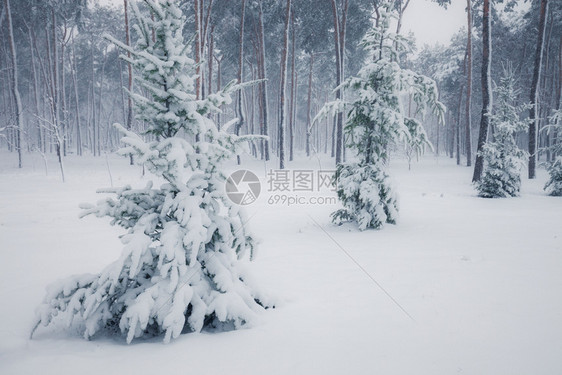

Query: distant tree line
left=415, top=0, right=561, bottom=180
left=1, top=0, right=560, bottom=180
left=0, top=0, right=372, bottom=170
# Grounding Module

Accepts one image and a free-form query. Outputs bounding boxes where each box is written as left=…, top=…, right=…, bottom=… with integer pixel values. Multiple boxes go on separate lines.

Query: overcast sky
left=99, top=0, right=467, bottom=48
left=403, top=0, right=466, bottom=48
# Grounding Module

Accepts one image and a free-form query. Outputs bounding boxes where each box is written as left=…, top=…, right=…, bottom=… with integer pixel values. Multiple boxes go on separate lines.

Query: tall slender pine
left=320, top=2, right=444, bottom=230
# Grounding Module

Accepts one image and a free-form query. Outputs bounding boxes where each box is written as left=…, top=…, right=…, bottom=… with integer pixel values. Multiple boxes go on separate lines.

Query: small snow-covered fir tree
left=320, top=2, right=444, bottom=230
left=544, top=157, right=562, bottom=196
left=32, top=0, right=268, bottom=344
left=476, top=67, right=529, bottom=198
left=544, top=108, right=562, bottom=196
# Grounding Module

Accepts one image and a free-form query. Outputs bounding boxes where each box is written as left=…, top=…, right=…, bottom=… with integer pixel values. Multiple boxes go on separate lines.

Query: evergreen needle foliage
left=544, top=109, right=562, bottom=196
left=544, top=157, right=562, bottom=196
left=321, top=1, right=444, bottom=230
left=32, top=0, right=269, bottom=344
left=476, top=66, right=529, bottom=198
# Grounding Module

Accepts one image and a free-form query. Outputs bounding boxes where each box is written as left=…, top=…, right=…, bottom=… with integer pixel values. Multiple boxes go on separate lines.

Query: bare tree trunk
left=30, top=30, right=47, bottom=153
left=29, top=28, right=42, bottom=154
left=331, top=116, right=336, bottom=157
left=258, top=0, right=270, bottom=160
left=529, top=0, right=549, bottom=179
left=289, top=11, right=296, bottom=162
left=124, top=0, right=134, bottom=164
left=331, top=0, right=348, bottom=165
left=554, top=34, right=562, bottom=158
left=472, top=0, right=492, bottom=182
left=395, top=0, right=411, bottom=54
left=4, top=0, right=22, bottom=168
left=306, top=53, right=314, bottom=157
left=436, top=117, right=440, bottom=156
left=278, top=0, right=292, bottom=169
left=340, top=1, right=348, bottom=164
left=60, top=21, right=69, bottom=157
left=456, top=84, right=464, bottom=166
left=97, top=47, right=107, bottom=156
left=71, top=37, right=82, bottom=156
left=52, top=10, right=65, bottom=168
left=447, top=112, right=454, bottom=158
left=194, top=0, right=202, bottom=100
left=396, top=0, right=411, bottom=34
left=208, top=24, right=215, bottom=105
left=36, top=29, right=54, bottom=153
left=236, top=0, right=247, bottom=165
left=324, top=92, right=329, bottom=154
left=249, top=63, right=257, bottom=156
left=4, top=72, right=15, bottom=153
left=465, top=0, right=473, bottom=167
left=257, top=60, right=265, bottom=159
left=541, top=11, right=554, bottom=162
left=194, top=0, right=213, bottom=100
left=214, top=54, right=222, bottom=129
left=45, top=29, right=55, bottom=154
left=331, top=0, right=341, bottom=162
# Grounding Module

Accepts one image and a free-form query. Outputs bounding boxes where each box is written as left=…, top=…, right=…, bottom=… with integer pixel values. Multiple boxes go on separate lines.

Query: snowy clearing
left=1, top=151, right=561, bottom=375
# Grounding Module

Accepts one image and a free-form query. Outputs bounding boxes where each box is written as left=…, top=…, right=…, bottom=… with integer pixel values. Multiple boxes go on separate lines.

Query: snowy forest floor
left=1, top=150, right=561, bottom=375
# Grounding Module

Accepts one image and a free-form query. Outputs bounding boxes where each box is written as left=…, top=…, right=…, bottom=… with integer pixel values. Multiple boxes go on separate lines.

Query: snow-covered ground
left=1, top=150, right=561, bottom=375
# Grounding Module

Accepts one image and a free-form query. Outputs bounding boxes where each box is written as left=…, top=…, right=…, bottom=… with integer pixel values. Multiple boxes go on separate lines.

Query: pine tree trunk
left=88, top=85, right=93, bottom=154
left=331, top=0, right=342, bottom=164
left=306, top=53, right=314, bottom=157
left=4, top=0, right=23, bottom=168
left=465, top=0, right=473, bottom=167
left=289, top=11, right=296, bottom=162
left=29, top=29, right=42, bottom=155
left=124, top=0, right=134, bottom=164
left=71, top=39, right=82, bottom=156
left=215, top=55, right=222, bottom=129
left=448, top=112, right=454, bottom=158
left=554, top=34, right=561, bottom=159
left=436, top=117, right=440, bottom=156
left=395, top=0, right=411, bottom=53
left=208, top=25, right=214, bottom=109
left=324, top=97, right=329, bottom=154
left=97, top=47, right=107, bottom=157
left=60, top=22, right=68, bottom=157
left=541, top=14, right=554, bottom=162
left=52, top=10, right=64, bottom=166
left=45, top=28, right=55, bottom=154
left=236, top=0, right=246, bottom=165
left=249, top=64, right=257, bottom=157
left=90, top=44, right=96, bottom=156
left=30, top=30, right=47, bottom=153
left=331, top=117, right=336, bottom=157
left=529, top=0, right=549, bottom=179
left=194, top=0, right=202, bottom=100
left=258, top=0, right=270, bottom=161
left=456, top=84, right=464, bottom=166
left=278, top=0, right=292, bottom=169
left=472, top=0, right=492, bottom=182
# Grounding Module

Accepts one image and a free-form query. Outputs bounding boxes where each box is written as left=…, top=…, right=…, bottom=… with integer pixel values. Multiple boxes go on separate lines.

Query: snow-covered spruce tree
left=476, top=67, right=529, bottom=198
left=32, top=0, right=269, bottom=344
left=321, top=2, right=444, bottom=230
left=544, top=108, right=562, bottom=196
left=545, top=157, right=562, bottom=196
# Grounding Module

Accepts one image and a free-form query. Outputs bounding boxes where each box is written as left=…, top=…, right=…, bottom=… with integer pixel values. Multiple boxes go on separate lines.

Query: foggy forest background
left=0, top=0, right=560, bottom=180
